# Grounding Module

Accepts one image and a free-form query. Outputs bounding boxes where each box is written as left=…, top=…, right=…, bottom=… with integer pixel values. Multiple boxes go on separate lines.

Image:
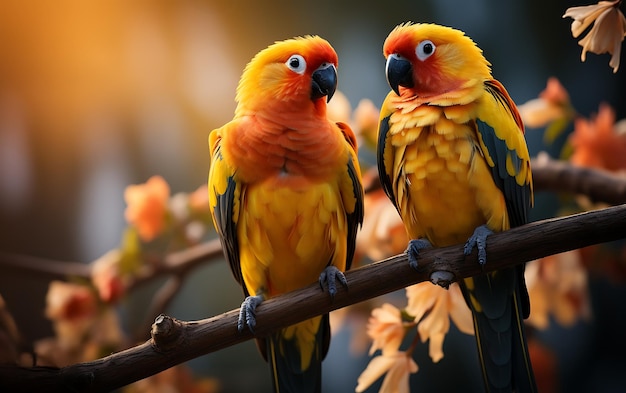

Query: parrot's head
left=235, top=36, right=339, bottom=114
left=383, top=23, right=492, bottom=98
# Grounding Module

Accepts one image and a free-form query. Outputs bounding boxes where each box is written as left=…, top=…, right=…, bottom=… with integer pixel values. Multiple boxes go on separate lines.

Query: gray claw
left=238, top=295, right=264, bottom=333
left=406, top=239, right=432, bottom=270
left=319, top=266, right=347, bottom=298
left=463, top=225, right=493, bottom=265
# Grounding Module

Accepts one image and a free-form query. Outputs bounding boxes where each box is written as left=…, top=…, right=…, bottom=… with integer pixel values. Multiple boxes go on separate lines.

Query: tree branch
left=127, top=238, right=224, bottom=289
left=0, top=239, right=225, bottom=344
left=2, top=203, right=626, bottom=393
left=532, top=153, right=626, bottom=204
left=0, top=253, right=91, bottom=279
left=0, top=238, right=223, bottom=283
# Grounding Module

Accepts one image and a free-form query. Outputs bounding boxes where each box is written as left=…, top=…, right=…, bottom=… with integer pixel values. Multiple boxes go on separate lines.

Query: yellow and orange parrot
left=208, top=36, right=364, bottom=393
left=377, top=23, right=537, bottom=392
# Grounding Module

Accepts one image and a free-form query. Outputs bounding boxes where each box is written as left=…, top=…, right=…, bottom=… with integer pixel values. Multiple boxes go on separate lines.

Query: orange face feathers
left=383, top=23, right=492, bottom=98
left=235, top=36, right=339, bottom=115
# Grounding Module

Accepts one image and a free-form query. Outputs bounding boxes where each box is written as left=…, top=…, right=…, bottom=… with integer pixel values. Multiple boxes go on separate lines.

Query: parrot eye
left=416, top=40, right=436, bottom=61
left=286, top=54, right=307, bottom=74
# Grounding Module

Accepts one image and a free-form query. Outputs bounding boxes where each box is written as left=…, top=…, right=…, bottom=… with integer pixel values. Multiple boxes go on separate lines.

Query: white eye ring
left=416, top=40, right=436, bottom=61
left=286, top=54, right=306, bottom=74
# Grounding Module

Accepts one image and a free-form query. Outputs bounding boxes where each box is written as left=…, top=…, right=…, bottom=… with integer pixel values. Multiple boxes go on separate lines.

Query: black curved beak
left=386, top=54, right=413, bottom=96
left=311, top=63, right=337, bottom=102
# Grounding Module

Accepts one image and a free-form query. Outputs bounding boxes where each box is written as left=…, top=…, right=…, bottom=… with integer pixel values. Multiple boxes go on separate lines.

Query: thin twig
left=1, top=204, right=625, bottom=393
left=0, top=253, right=91, bottom=278
left=0, top=238, right=223, bottom=284
left=127, top=238, right=224, bottom=289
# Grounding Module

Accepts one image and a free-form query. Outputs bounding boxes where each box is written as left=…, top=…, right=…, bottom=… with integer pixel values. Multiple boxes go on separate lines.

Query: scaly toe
left=319, top=266, right=347, bottom=298
left=406, top=239, right=432, bottom=270
left=237, top=295, right=263, bottom=333
left=464, top=225, right=493, bottom=265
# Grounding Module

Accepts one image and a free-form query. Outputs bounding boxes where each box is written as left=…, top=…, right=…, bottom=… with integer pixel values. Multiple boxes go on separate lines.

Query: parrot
left=377, top=23, right=537, bottom=392
left=208, top=36, right=364, bottom=393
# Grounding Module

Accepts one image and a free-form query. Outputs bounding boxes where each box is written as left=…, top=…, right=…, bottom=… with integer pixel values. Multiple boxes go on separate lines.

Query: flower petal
left=379, top=354, right=418, bottom=393
left=355, top=355, right=396, bottom=392
left=517, top=98, right=563, bottom=128
left=367, top=303, right=405, bottom=356
left=563, top=1, right=618, bottom=37
left=428, top=332, right=446, bottom=363
left=405, top=282, right=438, bottom=321
left=124, top=175, right=171, bottom=241
left=573, top=3, right=626, bottom=71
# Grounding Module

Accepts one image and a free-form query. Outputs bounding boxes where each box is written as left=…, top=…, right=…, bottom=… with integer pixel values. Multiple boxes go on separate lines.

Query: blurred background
left=0, top=1, right=625, bottom=392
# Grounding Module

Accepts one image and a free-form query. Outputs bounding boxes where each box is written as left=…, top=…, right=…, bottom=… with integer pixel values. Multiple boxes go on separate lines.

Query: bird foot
left=406, top=239, right=432, bottom=270
left=319, top=265, right=348, bottom=298
left=463, top=225, right=493, bottom=266
left=238, top=295, right=264, bottom=333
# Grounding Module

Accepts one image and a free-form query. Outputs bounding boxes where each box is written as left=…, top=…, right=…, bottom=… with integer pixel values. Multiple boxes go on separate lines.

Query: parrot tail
left=264, top=314, right=330, bottom=393
left=461, top=265, right=538, bottom=393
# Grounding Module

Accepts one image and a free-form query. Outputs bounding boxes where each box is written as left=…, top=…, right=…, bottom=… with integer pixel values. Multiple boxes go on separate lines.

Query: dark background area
left=1, top=1, right=625, bottom=392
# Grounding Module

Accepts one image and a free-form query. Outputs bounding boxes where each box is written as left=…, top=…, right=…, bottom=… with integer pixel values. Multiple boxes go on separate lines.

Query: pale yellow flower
left=518, top=78, right=572, bottom=128
left=405, top=282, right=474, bottom=363
left=563, top=0, right=626, bottom=72
left=366, top=303, right=406, bottom=356
left=518, top=98, right=567, bottom=129
left=355, top=352, right=418, bottom=393
left=525, top=250, right=592, bottom=329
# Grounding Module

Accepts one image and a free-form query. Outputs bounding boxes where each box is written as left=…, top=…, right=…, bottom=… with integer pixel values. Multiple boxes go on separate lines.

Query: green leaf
left=560, top=140, right=574, bottom=161
left=119, top=227, right=142, bottom=275
left=543, top=116, right=572, bottom=145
